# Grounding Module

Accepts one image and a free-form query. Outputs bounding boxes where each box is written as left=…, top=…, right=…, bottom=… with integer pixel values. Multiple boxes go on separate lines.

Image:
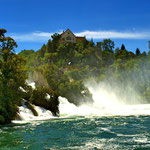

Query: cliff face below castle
left=31, top=69, right=93, bottom=113
left=31, top=71, right=59, bottom=116
left=33, top=71, right=49, bottom=87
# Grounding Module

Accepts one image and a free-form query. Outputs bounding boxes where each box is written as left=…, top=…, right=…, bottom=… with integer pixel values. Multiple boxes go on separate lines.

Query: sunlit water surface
left=0, top=115, right=150, bottom=150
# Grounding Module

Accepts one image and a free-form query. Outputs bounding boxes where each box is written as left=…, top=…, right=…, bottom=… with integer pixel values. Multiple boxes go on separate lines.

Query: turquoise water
left=0, top=116, right=150, bottom=150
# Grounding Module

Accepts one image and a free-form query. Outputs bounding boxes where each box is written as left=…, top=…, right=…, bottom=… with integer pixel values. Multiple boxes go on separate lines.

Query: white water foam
left=59, top=85, right=150, bottom=117
left=14, top=81, right=150, bottom=123
left=28, top=82, right=35, bottom=89
left=13, top=82, right=56, bottom=123
left=13, top=101, right=55, bottom=123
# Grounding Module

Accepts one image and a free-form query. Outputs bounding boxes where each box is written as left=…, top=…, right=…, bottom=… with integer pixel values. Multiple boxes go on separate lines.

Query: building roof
left=60, top=29, right=86, bottom=43
left=76, top=36, right=86, bottom=41
left=61, top=29, right=76, bottom=37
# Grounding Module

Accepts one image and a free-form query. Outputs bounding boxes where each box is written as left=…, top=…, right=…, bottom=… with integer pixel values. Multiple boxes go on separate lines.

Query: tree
left=102, top=50, right=114, bottom=66
left=39, top=44, right=46, bottom=57
left=136, top=48, right=141, bottom=55
left=51, top=33, right=61, bottom=51
left=115, top=47, right=120, bottom=53
left=142, top=51, right=147, bottom=56
left=102, top=39, right=114, bottom=53
left=148, top=41, right=150, bottom=51
left=46, top=39, right=53, bottom=53
left=0, top=29, right=27, bottom=124
left=87, top=41, right=95, bottom=47
left=121, top=44, right=125, bottom=50
left=36, top=63, right=93, bottom=107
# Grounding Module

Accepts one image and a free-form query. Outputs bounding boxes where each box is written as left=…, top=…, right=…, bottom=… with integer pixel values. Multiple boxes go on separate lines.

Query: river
left=0, top=115, right=150, bottom=149
left=1, top=85, right=150, bottom=149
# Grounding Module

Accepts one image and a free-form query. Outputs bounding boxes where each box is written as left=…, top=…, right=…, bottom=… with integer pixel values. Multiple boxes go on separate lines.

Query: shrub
left=30, top=86, right=59, bottom=116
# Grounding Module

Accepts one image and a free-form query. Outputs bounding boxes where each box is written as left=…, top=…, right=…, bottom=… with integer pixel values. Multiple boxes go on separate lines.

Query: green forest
left=0, top=29, right=150, bottom=125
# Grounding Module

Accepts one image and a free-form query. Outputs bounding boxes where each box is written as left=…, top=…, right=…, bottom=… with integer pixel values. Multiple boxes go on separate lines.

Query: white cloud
left=10, top=32, right=54, bottom=42
left=75, top=30, right=150, bottom=39
left=10, top=30, right=150, bottom=42
left=32, top=32, right=52, bottom=37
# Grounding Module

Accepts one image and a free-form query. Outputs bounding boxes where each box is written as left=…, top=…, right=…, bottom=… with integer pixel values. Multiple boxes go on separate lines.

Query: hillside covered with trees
left=1, top=28, right=150, bottom=124
left=19, top=32, right=150, bottom=103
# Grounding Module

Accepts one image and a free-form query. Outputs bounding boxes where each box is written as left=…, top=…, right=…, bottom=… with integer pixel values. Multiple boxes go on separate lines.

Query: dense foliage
left=1, top=29, right=150, bottom=124
left=19, top=33, right=150, bottom=105
left=0, top=29, right=27, bottom=124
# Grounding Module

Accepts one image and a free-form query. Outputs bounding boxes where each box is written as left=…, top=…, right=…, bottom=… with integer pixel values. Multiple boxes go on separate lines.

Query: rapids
left=2, top=82, right=150, bottom=150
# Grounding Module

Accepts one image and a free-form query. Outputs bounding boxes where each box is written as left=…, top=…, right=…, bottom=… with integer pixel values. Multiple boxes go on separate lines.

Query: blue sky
left=1, top=0, right=150, bottom=53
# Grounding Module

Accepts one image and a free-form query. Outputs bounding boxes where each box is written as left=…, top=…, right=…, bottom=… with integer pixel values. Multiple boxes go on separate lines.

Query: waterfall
left=59, top=87, right=150, bottom=117
left=14, top=81, right=150, bottom=123
left=13, top=100, right=55, bottom=123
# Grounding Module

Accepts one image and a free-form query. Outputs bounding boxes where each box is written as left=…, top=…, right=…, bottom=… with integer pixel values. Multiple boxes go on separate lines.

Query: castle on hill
left=60, top=29, right=86, bottom=44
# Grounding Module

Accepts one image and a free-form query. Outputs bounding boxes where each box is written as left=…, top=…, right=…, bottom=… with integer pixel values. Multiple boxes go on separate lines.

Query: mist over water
left=88, top=81, right=150, bottom=116
left=12, top=84, right=150, bottom=149
left=15, top=80, right=150, bottom=123
left=59, top=80, right=150, bottom=117
left=6, top=80, right=150, bottom=150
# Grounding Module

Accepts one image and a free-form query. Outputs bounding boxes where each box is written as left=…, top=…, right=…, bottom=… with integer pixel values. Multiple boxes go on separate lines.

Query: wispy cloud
left=75, top=30, right=150, bottom=39
left=9, top=30, right=150, bottom=42
left=10, top=32, right=54, bottom=42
